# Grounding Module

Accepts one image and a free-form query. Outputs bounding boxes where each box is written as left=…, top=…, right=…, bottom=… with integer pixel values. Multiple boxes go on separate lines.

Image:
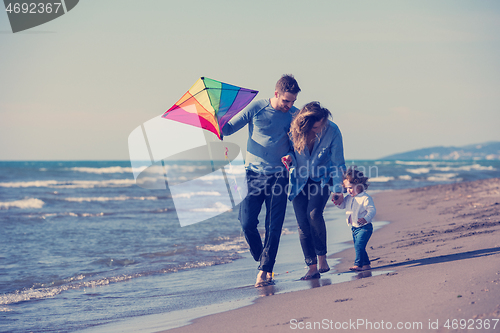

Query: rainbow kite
left=162, top=77, right=258, bottom=140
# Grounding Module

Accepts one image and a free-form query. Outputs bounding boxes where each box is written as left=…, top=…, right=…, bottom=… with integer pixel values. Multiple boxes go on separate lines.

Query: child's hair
left=343, top=166, right=370, bottom=193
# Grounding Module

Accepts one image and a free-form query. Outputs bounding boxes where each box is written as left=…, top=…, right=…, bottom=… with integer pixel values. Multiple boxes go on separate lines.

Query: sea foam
left=171, top=191, right=221, bottom=199
left=64, top=196, right=157, bottom=202
left=196, top=237, right=248, bottom=253
left=0, top=198, right=44, bottom=209
left=406, top=167, right=431, bottom=174
left=190, top=202, right=231, bottom=212
left=68, top=166, right=146, bottom=174
left=0, top=274, right=136, bottom=307
left=427, top=173, right=459, bottom=182
left=370, top=176, right=395, bottom=182
left=0, top=179, right=136, bottom=189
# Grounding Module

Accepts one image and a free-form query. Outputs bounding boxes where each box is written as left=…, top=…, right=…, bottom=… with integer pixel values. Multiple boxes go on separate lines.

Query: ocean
left=1, top=159, right=499, bottom=333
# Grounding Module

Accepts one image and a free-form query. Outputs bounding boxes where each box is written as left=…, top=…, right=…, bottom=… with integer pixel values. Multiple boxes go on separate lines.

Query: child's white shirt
left=337, top=192, right=376, bottom=227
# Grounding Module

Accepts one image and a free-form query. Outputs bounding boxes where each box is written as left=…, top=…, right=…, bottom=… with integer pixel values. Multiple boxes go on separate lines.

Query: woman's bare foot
left=255, top=270, right=269, bottom=287
left=349, top=266, right=362, bottom=271
left=318, top=255, right=330, bottom=273
left=266, top=271, right=274, bottom=282
left=300, top=264, right=320, bottom=280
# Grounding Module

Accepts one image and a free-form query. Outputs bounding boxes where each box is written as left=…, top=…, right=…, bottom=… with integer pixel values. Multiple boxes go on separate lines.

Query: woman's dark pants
left=292, top=178, right=330, bottom=266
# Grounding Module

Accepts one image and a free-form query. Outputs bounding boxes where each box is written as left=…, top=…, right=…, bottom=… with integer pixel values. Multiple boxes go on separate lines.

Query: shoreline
left=164, top=178, right=500, bottom=332
left=77, top=202, right=371, bottom=333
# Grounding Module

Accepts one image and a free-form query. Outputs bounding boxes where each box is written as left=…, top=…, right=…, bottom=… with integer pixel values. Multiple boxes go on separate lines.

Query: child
left=333, top=166, right=376, bottom=271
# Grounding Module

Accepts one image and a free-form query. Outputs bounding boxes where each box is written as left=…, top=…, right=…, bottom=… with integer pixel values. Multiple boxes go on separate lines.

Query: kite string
left=224, top=146, right=239, bottom=192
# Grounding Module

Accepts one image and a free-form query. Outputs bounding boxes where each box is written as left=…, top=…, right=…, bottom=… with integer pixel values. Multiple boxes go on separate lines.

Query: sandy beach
left=164, top=178, right=500, bottom=333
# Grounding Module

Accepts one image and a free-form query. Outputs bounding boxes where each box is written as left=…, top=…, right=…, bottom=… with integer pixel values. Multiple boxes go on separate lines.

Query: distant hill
left=383, top=141, right=500, bottom=160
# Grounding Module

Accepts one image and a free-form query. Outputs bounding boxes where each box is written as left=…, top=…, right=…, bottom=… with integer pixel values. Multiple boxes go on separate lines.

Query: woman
left=283, top=101, right=345, bottom=280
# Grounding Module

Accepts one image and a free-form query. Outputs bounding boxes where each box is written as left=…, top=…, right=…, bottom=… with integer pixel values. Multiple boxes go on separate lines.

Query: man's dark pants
left=239, top=170, right=288, bottom=273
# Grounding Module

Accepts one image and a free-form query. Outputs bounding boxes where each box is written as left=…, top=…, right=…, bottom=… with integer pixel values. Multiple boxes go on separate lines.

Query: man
left=222, top=74, right=301, bottom=287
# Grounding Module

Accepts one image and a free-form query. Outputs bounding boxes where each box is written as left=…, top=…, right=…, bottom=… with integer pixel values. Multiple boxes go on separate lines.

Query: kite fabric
left=161, top=77, right=259, bottom=140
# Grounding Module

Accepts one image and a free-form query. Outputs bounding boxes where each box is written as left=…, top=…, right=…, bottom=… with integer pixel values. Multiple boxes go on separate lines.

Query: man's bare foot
left=349, top=266, right=362, bottom=271
left=255, top=270, right=269, bottom=287
left=266, top=272, right=274, bottom=282
left=361, top=265, right=371, bottom=271
left=318, top=255, right=330, bottom=273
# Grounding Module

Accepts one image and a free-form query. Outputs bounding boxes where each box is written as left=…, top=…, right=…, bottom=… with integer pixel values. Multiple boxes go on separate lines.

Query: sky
left=1, top=0, right=499, bottom=160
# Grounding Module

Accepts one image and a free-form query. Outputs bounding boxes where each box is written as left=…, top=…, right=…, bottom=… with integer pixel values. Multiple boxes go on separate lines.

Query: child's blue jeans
left=351, top=223, right=373, bottom=267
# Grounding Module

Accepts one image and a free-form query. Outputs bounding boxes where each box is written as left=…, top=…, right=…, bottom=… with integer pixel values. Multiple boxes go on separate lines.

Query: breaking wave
left=64, top=196, right=157, bottom=202
left=190, top=202, right=231, bottom=213
left=196, top=236, right=248, bottom=253
left=0, top=198, right=44, bottom=209
left=370, top=176, right=395, bottom=182
left=67, top=166, right=144, bottom=174
left=0, top=258, right=240, bottom=308
left=171, top=191, right=221, bottom=199
left=0, top=179, right=136, bottom=189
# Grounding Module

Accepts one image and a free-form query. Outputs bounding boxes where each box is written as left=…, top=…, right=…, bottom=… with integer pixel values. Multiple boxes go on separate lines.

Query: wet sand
left=163, top=178, right=500, bottom=332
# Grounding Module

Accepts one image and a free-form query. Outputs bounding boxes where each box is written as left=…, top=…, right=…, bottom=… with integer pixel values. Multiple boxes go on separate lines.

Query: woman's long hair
left=290, top=101, right=331, bottom=154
